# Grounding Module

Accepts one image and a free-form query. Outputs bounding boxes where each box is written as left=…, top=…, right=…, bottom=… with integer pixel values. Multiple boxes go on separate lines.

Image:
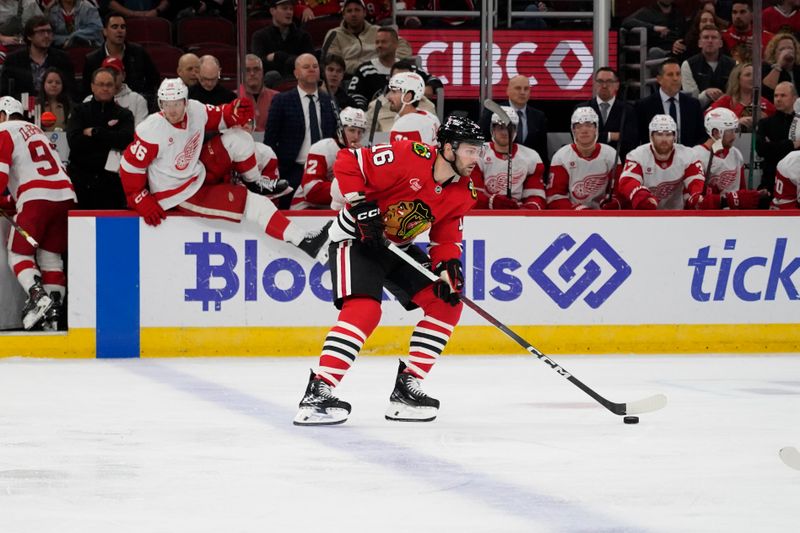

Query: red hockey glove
left=128, top=189, right=166, bottom=226
left=0, top=193, right=16, bottom=214
left=433, top=259, right=464, bottom=306
left=631, top=188, right=658, bottom=210
left=599, top=195, right=621, bottom=210
left=224, top=98, right=254, bottom=128
left=349, top=200, right=384, bottom=249
left=723, top=189, right=766, bottom=209
left=489, top=193, right=520, bottom=209
left=697, top=191, right=721, bottom=210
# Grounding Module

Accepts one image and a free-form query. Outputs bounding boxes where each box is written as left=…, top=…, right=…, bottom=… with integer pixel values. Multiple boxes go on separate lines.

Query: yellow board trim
left=2, top=324, right=798, bottom=358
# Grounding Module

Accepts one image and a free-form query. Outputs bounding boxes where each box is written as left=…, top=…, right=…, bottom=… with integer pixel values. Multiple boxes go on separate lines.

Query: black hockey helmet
left=437, top=115, right=486, bottom=148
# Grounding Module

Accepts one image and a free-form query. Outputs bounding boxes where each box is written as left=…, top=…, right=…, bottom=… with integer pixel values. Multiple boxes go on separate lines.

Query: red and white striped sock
left=316, top=297, right=381, bottom=387
left=405, top=287, right=462, bottom=379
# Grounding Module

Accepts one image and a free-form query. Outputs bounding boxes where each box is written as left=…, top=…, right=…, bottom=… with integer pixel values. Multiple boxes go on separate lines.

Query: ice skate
left=244, top=175, right=292, bottom=199
left=293, top=370, right=351, bottom=426
left=385, top=360, right=439, bottom=422
left=21, top=278, right=53, bottom=330
left=297, top=220, right=332, bottom=260
left=41, top=292, right=63, bottom=332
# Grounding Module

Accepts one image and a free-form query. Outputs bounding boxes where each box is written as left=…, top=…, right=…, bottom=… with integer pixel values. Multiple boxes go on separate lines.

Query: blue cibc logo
left=528, top=233, right=632, bottom=309
left=688, top=238, right=800, bottom=302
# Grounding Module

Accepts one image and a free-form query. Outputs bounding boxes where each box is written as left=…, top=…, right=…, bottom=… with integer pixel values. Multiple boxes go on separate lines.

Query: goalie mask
left=570, top=106, right=599, bottom=145
left=704, top=107, right=739, bottom=138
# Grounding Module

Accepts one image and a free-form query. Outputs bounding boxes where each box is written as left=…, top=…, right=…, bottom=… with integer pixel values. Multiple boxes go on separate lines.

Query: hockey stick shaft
left=385, top=241, right=666, bottom=416
left=368, top=98, right=382, bottom=146
left=0, top=207, right=38, bottom=248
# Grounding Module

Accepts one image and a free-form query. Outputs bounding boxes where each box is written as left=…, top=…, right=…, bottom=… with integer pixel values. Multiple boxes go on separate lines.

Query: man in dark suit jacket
left=265, top=53, right=337, bottom=208
left=577, top=67, right=639, bottom=161
left=636, top=59, right=705, bottom=147
left=0, top=16, right=76, bottom=100
left=479, top=74, right=549, bottom=172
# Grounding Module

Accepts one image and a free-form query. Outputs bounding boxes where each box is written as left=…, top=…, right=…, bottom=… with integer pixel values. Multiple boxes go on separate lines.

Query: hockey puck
left=623, top=416, right=639, bottom=424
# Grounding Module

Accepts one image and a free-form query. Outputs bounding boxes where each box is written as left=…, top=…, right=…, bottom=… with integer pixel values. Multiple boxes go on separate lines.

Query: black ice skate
left=41, top=292, right=63, bottom=332
left=21, top=277, right=53, bottom=330
left=293, top=370, right=351, bottom=426
left=297, top=220, right=332, bottom=260
left=244, top=175, right=292, bottom=199
left=385, top=360, right=440, bottom=422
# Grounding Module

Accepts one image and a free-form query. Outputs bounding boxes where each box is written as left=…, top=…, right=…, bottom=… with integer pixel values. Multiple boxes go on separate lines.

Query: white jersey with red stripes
left=120, top=100, right=227, bottom=210
left=547, top=143, right=619, bottom=209
left=473, top=142, right=545, bottom=207
left=0, top=120, right=75, bottom=210
left=619, top=143, right=705, bottom=209
left=691, top=144, right=745, bottom=194
left=291, top=137, right=341, bottom=210
left=773, top=150, right=800, bottom=209
left=389, top=110, right=440, bottom=145
left=254, top=142, right=279, bottom=180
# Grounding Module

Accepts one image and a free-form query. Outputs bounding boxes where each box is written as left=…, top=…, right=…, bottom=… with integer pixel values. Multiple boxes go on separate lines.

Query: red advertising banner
left=399, top=30, right=618, bottom=100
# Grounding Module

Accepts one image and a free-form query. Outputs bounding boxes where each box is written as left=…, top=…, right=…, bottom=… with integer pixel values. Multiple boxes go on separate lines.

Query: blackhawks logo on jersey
left=411, top=142, right=432, bottom=159
left=383, top=199, right=434, bottom=241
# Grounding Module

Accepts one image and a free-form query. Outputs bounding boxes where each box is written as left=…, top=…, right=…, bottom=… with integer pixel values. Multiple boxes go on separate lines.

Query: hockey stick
left=779, top=447, right=800, bottom=471
left=0, top=207, right=39, bottom=248
left=483, top=99, right=513, bottom=199
left=385, top=241, right=667, bottom=416
left=368, top=98, right=382, bottom=146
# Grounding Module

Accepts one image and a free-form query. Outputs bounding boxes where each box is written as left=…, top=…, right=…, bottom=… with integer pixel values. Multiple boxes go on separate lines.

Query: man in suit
left=577, top=67, right=638, bottom=161
left=756, top=81, right=799, bottom=193
left=635, top=59, right=705, bottom=147
left=479, top=74, right=549, bottom=173
left=265, top=53, right=337, bottom=208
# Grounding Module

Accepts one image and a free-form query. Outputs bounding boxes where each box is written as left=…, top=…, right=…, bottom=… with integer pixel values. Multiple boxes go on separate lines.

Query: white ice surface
left=1, top=354, right=798, bottom=533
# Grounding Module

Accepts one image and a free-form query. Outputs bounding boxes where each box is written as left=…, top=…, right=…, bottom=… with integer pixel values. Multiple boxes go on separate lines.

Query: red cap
left=101, top=56, right=125, bottom=73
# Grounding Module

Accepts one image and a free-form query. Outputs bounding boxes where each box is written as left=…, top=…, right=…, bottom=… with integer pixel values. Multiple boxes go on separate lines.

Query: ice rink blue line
left=127, top=361, right=652, bottom=533
left=96, top=218, right=140, bottom=358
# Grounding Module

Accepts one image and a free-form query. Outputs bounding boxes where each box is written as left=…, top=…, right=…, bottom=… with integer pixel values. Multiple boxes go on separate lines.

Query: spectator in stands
left=251, top=0, right=314, bottom=87
left=479, top=75, right=549, bottom=173
left=176, top=52, right=200, bottom=87
left=347, top=26, right=402, bottom=110
left=107, top=0, right=170, bottom=18
left=321, top=53, right=356, bottom=112
left=762, top=33, right=800, bottom=102
left=66, top=67, right=135, bottom=209
left=0, top=0, right=42, bottom=46
left=681, top=25, right=735, bottom=109
left=635, top=59, right=705, bottom=147
left=89, top=56, right=147, bottom=124
left=264, top=53, right=337, bottom=208
left=762, top=0, right=800, bottom=34
left=621, top=0, right=688, bottom=59
left=38, top=67, right=72, bottom=131
left=682, top=9, right=728, bottom=59
left=364, top=60, right=436, bottom=138
left=83, top=12, right=160, bottom=106
left=577, top=67, right=638, bottom=161
left=244, top=53, right=278, bottom=132
left=0, top=15, right=76, bottom=100
left=722, top=1, right=773, bottom=61
left=323, top=0, right=412, bottom=75
left=47, top=0, right=103, bottom=48
left=188, top=55, right=236, bottom=106
left=756, top=81, right=798, bottom=192
left=710, top=62, right=775, bottom=131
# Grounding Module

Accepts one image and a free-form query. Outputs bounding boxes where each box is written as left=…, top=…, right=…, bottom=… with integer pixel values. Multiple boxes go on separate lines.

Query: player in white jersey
left=773, top=150, right=800, bottom=209
left=387, top=71, right=441, bottom=144
left=0, top=96, right=76, bottom=330
left=692, top=108, right=768, bottom=209
left=547, top=106, right=621, bottom=210
left=617, top=114, right=706, bottom=210
left=291, top=107, right=367, bottom=210
left=471, top=105, right=545, bottom=209
left=120, top=79, right=331, bottom=259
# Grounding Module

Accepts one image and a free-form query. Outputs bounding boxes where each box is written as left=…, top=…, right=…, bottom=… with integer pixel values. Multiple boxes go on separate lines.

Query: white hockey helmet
left=704, top=107, right=738, bottom=137
left=571, top=106, right=599, bottom=128
left=0, top=96, right=24, bottom=118
left=649, top=114, right=677, bottom=135
left=388, top=71, right=425, bottom=104
left=157, top=78, right=188, bottom=103
left=491, top=106, right=519, bottom=129
left=339, top=106, right=367, bottom=130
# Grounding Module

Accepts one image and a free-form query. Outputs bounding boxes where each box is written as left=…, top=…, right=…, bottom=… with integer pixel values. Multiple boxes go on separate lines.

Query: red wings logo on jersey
left=572, top=172, right=609, bottom=200
left=174, top=131, right=202, bottom=171
left=484, top=172, right=514, bottom=195
left=652, top=177, right=684, bottom=199
left=709, top=169, right=738, bottom=191
left=383, top=199, right=434, bottom=241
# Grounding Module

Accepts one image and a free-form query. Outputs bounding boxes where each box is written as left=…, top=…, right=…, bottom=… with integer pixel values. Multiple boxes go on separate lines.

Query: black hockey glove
left=433, top=259, right=464, bottom=306
left=349, top=201, right=385, bottom=249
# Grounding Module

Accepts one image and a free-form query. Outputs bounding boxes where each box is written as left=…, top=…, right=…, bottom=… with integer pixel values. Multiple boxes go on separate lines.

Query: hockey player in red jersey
left=290, top=106, right=367, bottom=210
left=0, top=96, right=76, bottom=330
left=471, top=105, right=546, bottom=209
left=547, top=106, right=620, bottom=210
left=293, top=116, right=486, bottom=426
left=119, top=78, right=330, bottom=259
left=617, top=114, right=707, bottom=210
